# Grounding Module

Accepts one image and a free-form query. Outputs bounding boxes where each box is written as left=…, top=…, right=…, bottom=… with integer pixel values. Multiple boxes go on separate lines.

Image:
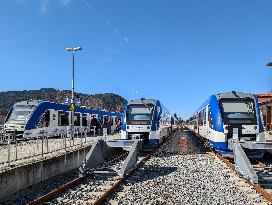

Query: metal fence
left=0, top=128, right=95, bottom=169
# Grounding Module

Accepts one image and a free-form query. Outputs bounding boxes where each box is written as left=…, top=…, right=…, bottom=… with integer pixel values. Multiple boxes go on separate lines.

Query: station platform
left=0, top=133, right=120, bottom=203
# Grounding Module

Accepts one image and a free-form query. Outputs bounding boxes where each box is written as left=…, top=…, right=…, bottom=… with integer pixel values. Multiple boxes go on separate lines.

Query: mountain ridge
left=0, top=88, right=126, bottom=124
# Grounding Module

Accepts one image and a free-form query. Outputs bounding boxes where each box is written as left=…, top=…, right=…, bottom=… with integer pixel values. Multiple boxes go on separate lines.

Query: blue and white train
left=121, top=98, right=175, bottom=145
left=4, top=100, right=122, bottom=138
left=187, top=91, right=265, bottom=157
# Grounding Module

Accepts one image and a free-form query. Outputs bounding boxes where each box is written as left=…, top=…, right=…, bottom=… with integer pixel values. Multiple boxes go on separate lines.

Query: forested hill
left=0, top=88, right=126, bottom=123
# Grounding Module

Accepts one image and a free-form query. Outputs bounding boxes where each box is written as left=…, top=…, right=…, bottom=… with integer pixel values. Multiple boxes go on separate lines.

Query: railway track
left=185, top=129, right=272, bottom=204
left=17, top=130, right=268, bottom=204
left=213, top=149, right=272, bottom=203
left=252, top=157, right=272, bottom=195
left=27, top=134, right=168, bottom=205
left=27, top=151, right=128, bottom=205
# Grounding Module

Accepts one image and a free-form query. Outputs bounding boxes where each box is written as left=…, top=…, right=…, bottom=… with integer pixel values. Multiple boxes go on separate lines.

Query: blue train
left=187, top=91, right=265, bottom=157
left=121, top=98, right=176, bottom=145
left=4, top=100, right=122, bottom=138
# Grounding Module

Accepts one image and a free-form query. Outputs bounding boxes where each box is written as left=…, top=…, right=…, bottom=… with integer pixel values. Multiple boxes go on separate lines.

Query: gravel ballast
left=6, top=131, right=269, bottom=205
left=108, top=131, right=269, bottom=205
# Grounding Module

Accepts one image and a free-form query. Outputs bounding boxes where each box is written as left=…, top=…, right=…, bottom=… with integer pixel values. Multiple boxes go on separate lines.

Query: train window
left=208, top=107, right=213, bottom=128
left=192, top=115, right=196, bottom=126
left=82, top=114, right=87, bottom=126
left=97, top=115, right=103, bottom=126
left=199, top=112, right=203, bottom=126
left=103, top=116, right=108, bottom=125
left=202, top=109, right=206, bottom=126
left=74, top=113, right=81, bottom=126
left=108, top=116, right=113, bottom=126
left=38, top=110, right=50, bottom=128
left=91, top=115, right=98, bottom=126
left=58, top=111, right=69, bottom=126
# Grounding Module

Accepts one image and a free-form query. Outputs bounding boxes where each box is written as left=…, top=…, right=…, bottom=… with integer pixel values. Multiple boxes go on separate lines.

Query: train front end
left=4, top=101, right=38, bottom=136
left=216, top=92, right=265, bottom=157
left=121, top=99, right=156, bottom=145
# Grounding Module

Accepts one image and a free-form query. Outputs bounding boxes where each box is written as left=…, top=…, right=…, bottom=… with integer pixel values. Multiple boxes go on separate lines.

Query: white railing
left=0, top=128, right=95, bottom=169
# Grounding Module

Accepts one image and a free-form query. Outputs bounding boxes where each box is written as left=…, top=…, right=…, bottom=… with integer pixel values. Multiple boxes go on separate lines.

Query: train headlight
left=254, top=126, right=258, bottom=130
left=147, top=126, right=150, bottom=129
left=127, top=126, right=129, bottom=129
left=225, top=126, right=229, bottom=130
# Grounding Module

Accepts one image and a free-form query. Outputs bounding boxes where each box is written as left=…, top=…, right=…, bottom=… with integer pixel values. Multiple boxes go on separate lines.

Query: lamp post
left=266, top=62, right=272, bottom=130
left=66, top=46, right=82, bottom=139
left=266, top=62, right=272, bottom=93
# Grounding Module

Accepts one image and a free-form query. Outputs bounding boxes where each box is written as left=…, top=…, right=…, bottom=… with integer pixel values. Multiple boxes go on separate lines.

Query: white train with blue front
left=121, top=98, right=175, bottom=145
left=4, top=100, right=122, bottom=138
left=187, top=91, right=265, bottom=158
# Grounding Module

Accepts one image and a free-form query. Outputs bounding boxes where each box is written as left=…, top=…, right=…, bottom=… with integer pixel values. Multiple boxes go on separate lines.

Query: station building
left=256, top=94, right=272, bottom=131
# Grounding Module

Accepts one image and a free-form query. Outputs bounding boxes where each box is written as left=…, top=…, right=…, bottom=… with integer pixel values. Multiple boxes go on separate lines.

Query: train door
left=58, top=111, right=69, bottom=133
left=193, top=114, right=197, bottom=133
left=90, top=114, right=99, bottom=134
left=58, top=111, right=69, bottom=126
left=90, top=114, right=97, bottom=126
left=82, top=114, right=87, bottom=127
left=111, top=116, right=117, bottom=134
left=196, top=112, right=200, bottom=135
left=207, top=106, right=213, bottom=141
left=101, top=115, right=107, bottom=134
left=97, top=114, right=103, bottom=133
left=74, top=112, right=81, bottom=128
left=108, top=116, right=115, bottom=134
left=159, top=110, right=166, bottom=138
left=112, top=116, right=116, bottom=126
left=171, top=116, right=175, bottom=134
left=103, top=115, right=108, bottom=125
left=68, top=111, right=72, bottom=126
left=200, top=106, right=208, bottom=138
left=50, top=110, right=58, bottom=128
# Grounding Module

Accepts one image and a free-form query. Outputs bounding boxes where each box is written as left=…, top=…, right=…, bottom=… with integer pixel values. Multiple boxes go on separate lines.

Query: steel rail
left=28, top=175, right=88, bottom=205
left=27, top=134, right=171, bottom=205
left=26, top=152, right=126, bottom=205
left=214, top=152, right=272, bottom=203
left=92, top=136, right=169, bottom=205
left=187, top=129, right=272, bottom=204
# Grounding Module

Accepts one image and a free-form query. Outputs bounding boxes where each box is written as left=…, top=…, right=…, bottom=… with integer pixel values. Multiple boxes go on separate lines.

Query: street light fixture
left=267, top=62, right=272, bottom=67
left=66, top=47, right=82, bottom=52
left=66, top=46, right=82, bottom=138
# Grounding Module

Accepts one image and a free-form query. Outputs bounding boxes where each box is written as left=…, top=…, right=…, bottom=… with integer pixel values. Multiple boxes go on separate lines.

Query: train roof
left=12, top=100, right=122, bottom=116
left=215, top=91, right=256, bottom=100
left=128, top=98, right=158, bottom=105
left=127, top=98, right=172, bottom=114
left=22, top=101, right=122, bottom=130
left=13, top=100, right=43, bottom=106
left=192, top=91, right=257, bottom=117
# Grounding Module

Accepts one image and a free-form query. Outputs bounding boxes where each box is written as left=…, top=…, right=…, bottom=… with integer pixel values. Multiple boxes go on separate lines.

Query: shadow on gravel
left=163, top=130, right=209, bottom=156
left=186, top=131, right=210, bottom=153
left=127, top=165, right=177, bottom=184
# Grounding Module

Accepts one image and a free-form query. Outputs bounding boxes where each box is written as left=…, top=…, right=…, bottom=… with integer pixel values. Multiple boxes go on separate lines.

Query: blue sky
left=0, top=0, right=271, bottom=118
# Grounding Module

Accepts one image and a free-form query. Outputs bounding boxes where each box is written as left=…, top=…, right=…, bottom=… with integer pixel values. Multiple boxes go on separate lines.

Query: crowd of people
left=90, top=115, right=122, bottom=134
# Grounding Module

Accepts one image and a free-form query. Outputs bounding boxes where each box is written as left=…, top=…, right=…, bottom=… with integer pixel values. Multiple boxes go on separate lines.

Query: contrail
left=82, top=0, right=91, bottom=8
left=81, top=0, right=129, bottom=43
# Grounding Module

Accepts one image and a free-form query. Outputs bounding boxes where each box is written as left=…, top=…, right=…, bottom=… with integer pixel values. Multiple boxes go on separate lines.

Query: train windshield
left=127, top=104, right=154, bottom=124
left=219, top=98, right=257, bottom=124
left=8, top=105, right=35, bottom=122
